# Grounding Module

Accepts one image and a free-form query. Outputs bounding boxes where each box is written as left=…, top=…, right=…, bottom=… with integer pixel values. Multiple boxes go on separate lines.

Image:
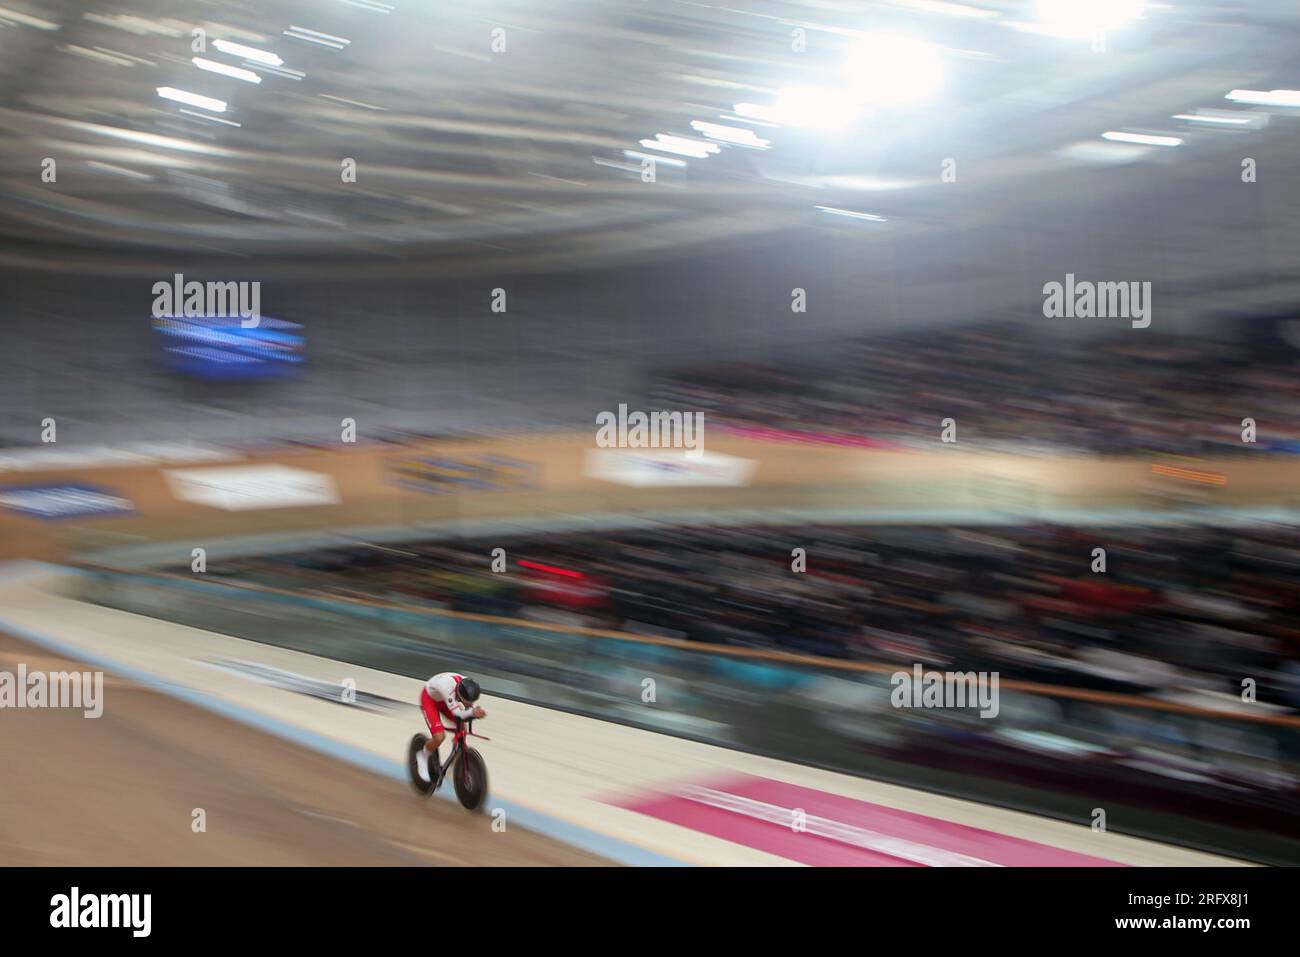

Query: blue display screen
left=154, top=316, right=305, bottom=380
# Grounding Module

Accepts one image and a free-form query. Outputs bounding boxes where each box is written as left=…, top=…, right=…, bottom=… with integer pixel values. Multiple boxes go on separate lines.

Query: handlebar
left=458, top=717, right=490, bottom=741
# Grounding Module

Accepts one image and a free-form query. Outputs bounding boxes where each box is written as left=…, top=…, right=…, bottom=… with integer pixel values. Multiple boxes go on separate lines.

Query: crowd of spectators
left=210, top=522, right=1300, bottom=709
left=651, top=323, right=1300, bottom=453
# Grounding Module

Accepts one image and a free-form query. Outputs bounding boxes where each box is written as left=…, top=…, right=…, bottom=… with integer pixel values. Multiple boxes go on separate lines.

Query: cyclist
left=415, top=672, right=486, bottom=786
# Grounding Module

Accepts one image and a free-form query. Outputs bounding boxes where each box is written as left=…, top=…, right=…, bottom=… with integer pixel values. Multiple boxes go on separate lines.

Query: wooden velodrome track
left=0, top=564, right=1249, bottom=866
left=0, top=628, right=607, bottom=867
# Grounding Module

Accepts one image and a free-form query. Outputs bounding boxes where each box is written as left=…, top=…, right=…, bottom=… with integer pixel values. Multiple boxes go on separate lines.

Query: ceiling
left=0, top=0, right=1296, bottom=324
left=3, top=1, right=1300, bottom=448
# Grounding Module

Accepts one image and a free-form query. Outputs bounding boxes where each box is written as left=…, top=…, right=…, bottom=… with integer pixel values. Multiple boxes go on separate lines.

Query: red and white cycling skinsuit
left=419, top=672, right=476, bottom=735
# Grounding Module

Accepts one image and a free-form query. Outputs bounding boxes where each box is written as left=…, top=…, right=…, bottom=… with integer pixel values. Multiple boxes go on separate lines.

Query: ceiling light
left=1172, top=111, right=1262, bottom=128
left=689, top=121, right=771, bottom=148
left=0, top=6, right=58, bottom=29
left=1059, top=141, right=1151, bottom=164
left=211, top=39, right=282, bottom=66
left=638, top=135, right=718, bottom=159
left=193, top=58, right=262, bottom=83
left=621, top=150, right=688, bottom=168
left=157, top=87, right=227, bottom=112
left=815, top=206, right=887, bottom=222
left=1101, top=131, right=1181, bottom=146
left=1226, top=89, right=1300, bottom=107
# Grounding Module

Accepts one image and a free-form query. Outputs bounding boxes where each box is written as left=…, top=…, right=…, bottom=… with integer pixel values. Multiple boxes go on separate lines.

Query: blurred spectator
left=651, top=323, right=1300, bottom=453
left=208, top=521, right=1300, bottom=708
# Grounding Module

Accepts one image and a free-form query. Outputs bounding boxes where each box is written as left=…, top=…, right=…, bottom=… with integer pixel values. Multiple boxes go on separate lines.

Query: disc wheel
left=452, top=747, right=488, bottom=811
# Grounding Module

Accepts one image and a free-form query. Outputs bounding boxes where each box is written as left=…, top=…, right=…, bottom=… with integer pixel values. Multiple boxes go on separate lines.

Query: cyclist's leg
left=417, top=690, right=447, bottom=781
left=419, top=690, right=449, bottom=747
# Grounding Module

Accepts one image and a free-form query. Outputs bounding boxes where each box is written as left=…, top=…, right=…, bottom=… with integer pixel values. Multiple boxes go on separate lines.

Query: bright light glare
left=1035, top=0, right=1143, bottom=38
left=211, top=39, right=283, bottom=66
left=896, top=0, right=997, bottom=18
left=1101, top=131, right=1182, bottom=147
left=737, top=86, right=861, bottom=131
left=733, top=35, right=942, bottom=133
left=733, top=102, right=776, bottom=123
left=843, top=34, right=944, bottom=104
left=193, top=58, right=262, bottom=83
left=156, top=87, right=227, bottom=113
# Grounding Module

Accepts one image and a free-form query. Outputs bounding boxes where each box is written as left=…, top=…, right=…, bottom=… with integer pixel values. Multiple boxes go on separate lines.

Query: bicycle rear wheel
left=407, top=734, right=435, bottom=797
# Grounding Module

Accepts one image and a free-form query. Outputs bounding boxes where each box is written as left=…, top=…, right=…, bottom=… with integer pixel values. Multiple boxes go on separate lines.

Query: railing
left=74, top=563, right=1300, bottom=864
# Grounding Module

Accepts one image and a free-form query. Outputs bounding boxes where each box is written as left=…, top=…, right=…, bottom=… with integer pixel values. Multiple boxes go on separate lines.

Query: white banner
left=584, top=450, right=756, bottom=487
left=165, top=465, right=339, bottom=510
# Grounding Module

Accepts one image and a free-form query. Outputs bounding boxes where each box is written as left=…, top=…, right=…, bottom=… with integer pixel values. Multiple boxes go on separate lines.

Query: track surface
left=0, top=633, right=609, bottom=866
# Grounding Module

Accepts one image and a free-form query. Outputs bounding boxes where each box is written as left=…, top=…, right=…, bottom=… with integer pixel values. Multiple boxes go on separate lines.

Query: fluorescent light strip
left=212, top=39, right=282, bottom=66
left=247, top=63, right=305, bottom=80
left=320, top=93, right=387, bottom=111
left=815, top=206, right=887, bottom=222
left=622, top=150, right=688, bottom=168
left=193, top=57, right=262, bottom=83
left=95, top=46, right=155, bottom=66
left=593, top=157, right=640, bottom=173
left=638, top=134, right=720, bottom=159
left=690, top=120, right=770, bottom=148
left=1171, top=113, right=1252, bottom=126
left=1226, top=88, right=1300, bottom=107
left=0, top=6, right=59, bottom=29
left=285, top=25, right=350, bottom=48
left=178, top=108, right=241, bottom=127
left=1101, top=131, right=1181, bottom=146
left=83, top=13, right=183, bottom=37
left=157, top=86, right=227, bottom=112
left=639, top=139, right=712, bottom=158
left=657, top=133, right=719, bottom=152
left=62, top=44, right=135, bottom=66
left=285, top=33, right=346, bottom=49
left=1059, top=140, right=1151, bottom=164
left=526, top=172, right=587, bottom=187
left=288, top=24, right=351, bottom=42
left=718, top=112, right=781, bottom=129
left=86, top=161, right=154, bottom=180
